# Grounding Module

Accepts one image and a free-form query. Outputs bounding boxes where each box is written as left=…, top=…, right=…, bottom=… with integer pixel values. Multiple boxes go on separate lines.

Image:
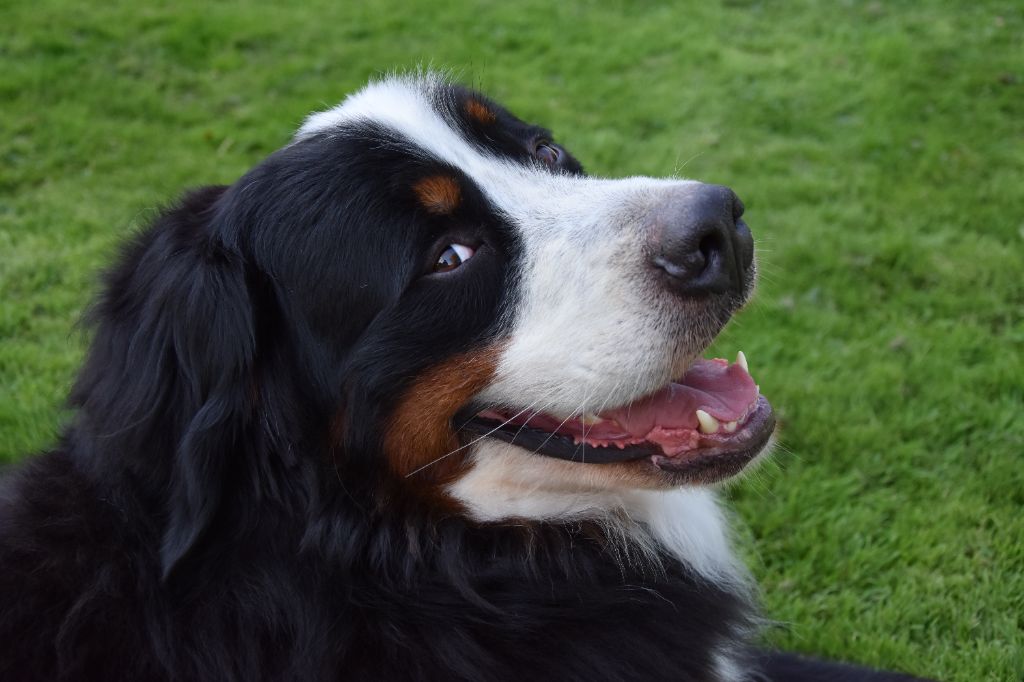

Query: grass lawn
left=2, top=1, right=1021, bottom=679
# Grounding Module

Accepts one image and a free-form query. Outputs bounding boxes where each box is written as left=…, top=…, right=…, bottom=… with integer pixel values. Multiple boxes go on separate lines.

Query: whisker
left=581, top=380, right=624, bottom=450
left=533, top=396, right=589, bottom=460
left=581, top=393, right=586, bottom=464
left=404, top=397, right=546, bottom=478
left=511, top=394, right=560, bottom=442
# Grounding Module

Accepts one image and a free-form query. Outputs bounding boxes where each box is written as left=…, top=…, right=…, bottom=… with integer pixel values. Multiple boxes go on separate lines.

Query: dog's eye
left=535, top=141, right=561, bottom=167
left=434, top=243, right=475, bottom=273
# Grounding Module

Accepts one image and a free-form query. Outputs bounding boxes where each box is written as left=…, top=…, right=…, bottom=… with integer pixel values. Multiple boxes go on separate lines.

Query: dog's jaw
left=449, top=438, right=750, bottom=586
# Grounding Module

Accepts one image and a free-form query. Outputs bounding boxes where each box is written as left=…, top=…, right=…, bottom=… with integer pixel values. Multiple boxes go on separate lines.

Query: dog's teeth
left=723, top=420, right=738, bottom=433
left=696, top=410, right=720, bottom=434
left=581, top=413, right=604, bottom=425
left=736, top=350, right=749, bottom=373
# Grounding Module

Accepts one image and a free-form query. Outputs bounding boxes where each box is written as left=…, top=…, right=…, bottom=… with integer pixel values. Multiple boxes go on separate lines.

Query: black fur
left=0, top=82, right=934, bottom=681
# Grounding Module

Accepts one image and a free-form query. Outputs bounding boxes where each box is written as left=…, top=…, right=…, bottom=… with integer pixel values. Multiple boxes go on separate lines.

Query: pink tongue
left=600, top=359, right=758, bottom=438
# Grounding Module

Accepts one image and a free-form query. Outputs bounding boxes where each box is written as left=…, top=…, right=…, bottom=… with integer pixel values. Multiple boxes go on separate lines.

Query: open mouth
left=460, top=352, right=775, bottom=481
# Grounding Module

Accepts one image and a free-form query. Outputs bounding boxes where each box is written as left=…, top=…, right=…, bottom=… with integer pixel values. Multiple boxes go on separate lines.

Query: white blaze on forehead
left=298, top=75, right=704, bottom=418
left=297, top=73, right=479, bottom=169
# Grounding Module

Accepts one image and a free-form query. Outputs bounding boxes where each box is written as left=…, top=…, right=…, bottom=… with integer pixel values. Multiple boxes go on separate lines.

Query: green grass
left=2, top=1, right=1022, bottom=679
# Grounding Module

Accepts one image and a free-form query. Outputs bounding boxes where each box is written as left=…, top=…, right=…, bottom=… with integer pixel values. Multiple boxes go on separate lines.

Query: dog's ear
left=159, top=214, right=256, bottom=578
left=75, top=186, right=257, bottom=579
left=156, top=188, right=257, bottom=579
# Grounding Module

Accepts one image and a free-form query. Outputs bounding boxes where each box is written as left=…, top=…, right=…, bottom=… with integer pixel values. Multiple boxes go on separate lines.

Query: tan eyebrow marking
left=413, top=175, right=462, bottom=215
left=465, top=99, right=497, bottom=124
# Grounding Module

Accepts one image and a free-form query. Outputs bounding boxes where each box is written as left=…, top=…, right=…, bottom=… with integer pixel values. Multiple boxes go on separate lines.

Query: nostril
left=698, top=231, right=723, bottom=265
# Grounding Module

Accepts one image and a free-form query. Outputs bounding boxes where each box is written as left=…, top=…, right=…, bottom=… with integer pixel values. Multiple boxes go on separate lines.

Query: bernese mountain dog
left=0, top=74, right=934, bottom=681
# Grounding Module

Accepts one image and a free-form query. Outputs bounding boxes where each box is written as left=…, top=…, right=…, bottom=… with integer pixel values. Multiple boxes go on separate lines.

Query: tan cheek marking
left=413, top=175, right=462, bottom=215
left=465, top=99, right=497, bottom=124
left=384, top=345, right=502, bottom=481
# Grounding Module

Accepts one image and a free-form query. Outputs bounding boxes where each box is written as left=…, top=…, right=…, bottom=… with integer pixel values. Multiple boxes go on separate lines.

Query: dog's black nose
left=649, top=184, right=753, bottom=296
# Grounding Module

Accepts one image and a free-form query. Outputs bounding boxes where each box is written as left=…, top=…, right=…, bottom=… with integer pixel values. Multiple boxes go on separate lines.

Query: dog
left=0, top=74, right=934, bottom=681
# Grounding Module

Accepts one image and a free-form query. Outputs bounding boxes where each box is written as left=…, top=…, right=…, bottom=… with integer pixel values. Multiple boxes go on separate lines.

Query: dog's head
left=75, top=74, right=773, bottom=576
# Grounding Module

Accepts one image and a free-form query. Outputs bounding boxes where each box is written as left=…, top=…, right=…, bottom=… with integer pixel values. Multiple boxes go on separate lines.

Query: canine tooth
left=736, top=350, right=749, bottom=373
left=696, top=409, right=720, bottom=434
left=723, top=420, right=738, bottom=433
left=581, top=413, right=604, bottom=425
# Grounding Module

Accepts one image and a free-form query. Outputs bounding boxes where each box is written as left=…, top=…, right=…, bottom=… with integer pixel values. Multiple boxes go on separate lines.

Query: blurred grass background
left=1, top=1, right=1021, bottom=679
